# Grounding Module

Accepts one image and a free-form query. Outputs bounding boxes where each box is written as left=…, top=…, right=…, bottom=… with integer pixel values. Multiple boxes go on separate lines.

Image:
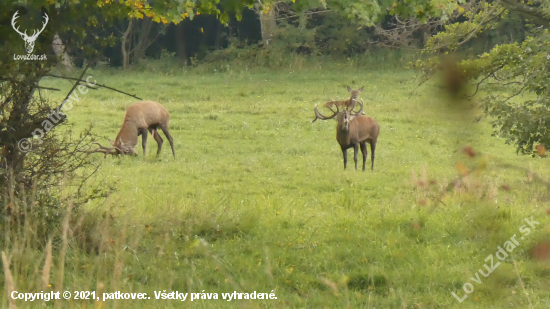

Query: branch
left=45, top=74, right=142, bottom=100
left=58, top=63, right=91, bottom=111
left=275, top=9, right=332, bottom=21
left=36, top=86, right=61, bottom=92
left=467, top=64, right=506, bottom=97
left=422, top=7, right=505, bottom=52
left=500, top=0, right=550, bottom=26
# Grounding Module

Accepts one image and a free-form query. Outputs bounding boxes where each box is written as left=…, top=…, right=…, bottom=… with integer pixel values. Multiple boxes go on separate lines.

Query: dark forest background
left=70, top=7, right=526, bottom=69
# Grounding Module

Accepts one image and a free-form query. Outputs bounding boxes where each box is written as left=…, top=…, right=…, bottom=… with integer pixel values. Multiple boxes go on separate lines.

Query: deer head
left=346, top=86, right=364, bottom=111
left=86, top=139, right=138, bottom=158
left=12, top=11, right=49, bottom=54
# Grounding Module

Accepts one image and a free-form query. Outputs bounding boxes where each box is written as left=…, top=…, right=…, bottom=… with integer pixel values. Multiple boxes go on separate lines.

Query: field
left=6, top=58, right=550, bottom=308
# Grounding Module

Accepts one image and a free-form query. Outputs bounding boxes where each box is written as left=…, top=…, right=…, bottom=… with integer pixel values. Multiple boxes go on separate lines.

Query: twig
left=46, top=74, right=142, bottom=100
left=58, top=63, right=91, bottom=111
left=512, top=256, right=534, bottom=309
left=467, top=64, right=505, bottom=97
left=275, top=9, right=332, bottom=21
left=36, top=86, right=61, bottom=92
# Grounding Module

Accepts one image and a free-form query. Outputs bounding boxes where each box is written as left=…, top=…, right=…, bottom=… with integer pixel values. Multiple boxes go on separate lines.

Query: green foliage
left=402, top=0, right=550, bottom=157
left=314, top=12, right=372, bottom=55
left=472, top=31, right=550, bottom=156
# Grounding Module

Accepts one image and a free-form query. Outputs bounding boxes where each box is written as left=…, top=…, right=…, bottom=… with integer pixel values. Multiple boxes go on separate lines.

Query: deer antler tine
left=353, top=100, right=364, bottom=116
left=312, top=105, right=320, bottom=123
left=313, top=103, right=339, bottom=122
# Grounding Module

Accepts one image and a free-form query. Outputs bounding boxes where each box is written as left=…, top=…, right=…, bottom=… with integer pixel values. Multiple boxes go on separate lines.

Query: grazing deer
left=87, top=101, right=175, bottom=158
left=312, top=101, right=379, bottom=171
left=324, top=86, right=364, bottom=114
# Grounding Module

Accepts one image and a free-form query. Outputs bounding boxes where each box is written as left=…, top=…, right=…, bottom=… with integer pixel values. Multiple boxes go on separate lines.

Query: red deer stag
left=313, top=101, right=379, bottom=171
left=324, top=86, right=364, bottom=113
left=87, top=101, right=175, bottom=158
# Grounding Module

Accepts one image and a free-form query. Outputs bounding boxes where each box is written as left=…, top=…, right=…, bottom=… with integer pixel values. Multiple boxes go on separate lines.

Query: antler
left=351, top=99, right=364, bottom=116
left=30, top=12, right=48, bottom=39
left=312, top=104, right=339, bottom=123
left=11, top=11, right=27, bottom=38
left=85, top=142, right=122, bottom=158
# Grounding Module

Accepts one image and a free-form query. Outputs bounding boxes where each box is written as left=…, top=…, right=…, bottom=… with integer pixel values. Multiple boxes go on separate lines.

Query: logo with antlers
left=11, top=11, right=49, bottom=54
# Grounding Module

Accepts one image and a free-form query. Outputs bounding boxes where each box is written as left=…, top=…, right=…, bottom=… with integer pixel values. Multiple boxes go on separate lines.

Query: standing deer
left=313, top=101, right=379, bottom=171
left=324, top=86, right=364, bottom=114
left=87, top=101, right=175, bottom=158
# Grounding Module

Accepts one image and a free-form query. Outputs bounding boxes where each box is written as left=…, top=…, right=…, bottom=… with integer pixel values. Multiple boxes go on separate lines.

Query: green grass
left=5, top=61, right=550, bottom=308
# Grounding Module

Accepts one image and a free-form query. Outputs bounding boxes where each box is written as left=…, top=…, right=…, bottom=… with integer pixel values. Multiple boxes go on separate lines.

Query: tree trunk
left=255, top=2, right=277, bottom=45
left=421, top=24, right=431, bottom=46
left=214, top=21, right=222, bottom=49
left=133, top=17, right=153, bottom=61
left=175, top=22, right=187, bottom=64
left=52, top=33, right=72, bottom=70
left=121, top=19, right=133, bottom=70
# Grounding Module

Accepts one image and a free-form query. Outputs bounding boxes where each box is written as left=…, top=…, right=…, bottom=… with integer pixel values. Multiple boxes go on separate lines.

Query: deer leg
left=149, top=126, right=163, bottom=157
left=160, top=124, right=175, bottom=158
left=139, top=128, right=148, bottom=156
left=353, top=144, right=359, bottom=171
left=360, top=142, right=367, bottom=172
left=370, top=141, right=376, bottom=171
left=341, top=146, right=348, bottom=170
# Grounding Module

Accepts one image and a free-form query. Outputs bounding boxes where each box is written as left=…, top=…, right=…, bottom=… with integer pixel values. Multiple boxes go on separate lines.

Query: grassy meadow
left=5, top=57, right=550, bottom=308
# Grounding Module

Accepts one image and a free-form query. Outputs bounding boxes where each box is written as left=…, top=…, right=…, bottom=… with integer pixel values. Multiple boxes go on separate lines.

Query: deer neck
left=115, top=121, right=138, bottom=147
left=337, top=117, right=353, bottom=145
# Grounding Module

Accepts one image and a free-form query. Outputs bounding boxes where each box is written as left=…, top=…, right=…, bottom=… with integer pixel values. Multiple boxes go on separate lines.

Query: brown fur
left=88, top=101, right=175, bottom=158
left=313, top=101, right=379, bottom=171
left=336, top=111, right=379, bottom=171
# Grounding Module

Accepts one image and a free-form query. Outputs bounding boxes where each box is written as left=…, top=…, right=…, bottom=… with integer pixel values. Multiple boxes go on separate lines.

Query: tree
left=375, top=0, right=550, bottom=157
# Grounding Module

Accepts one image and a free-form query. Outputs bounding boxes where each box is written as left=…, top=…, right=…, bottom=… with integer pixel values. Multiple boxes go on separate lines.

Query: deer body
left=88, top=101, right=175, bottom=158
left=313, top=101, right=379, bottom=171
left=336, top=113, right=379, bottom=171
